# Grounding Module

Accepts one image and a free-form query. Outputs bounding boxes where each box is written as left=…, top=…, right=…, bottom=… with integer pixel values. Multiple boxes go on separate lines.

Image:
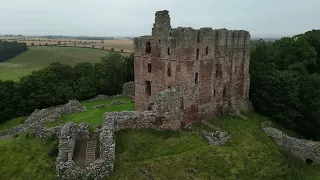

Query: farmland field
left=0, top=46, right=109, bottom=81
left=0, top=36, right=134, bottom=53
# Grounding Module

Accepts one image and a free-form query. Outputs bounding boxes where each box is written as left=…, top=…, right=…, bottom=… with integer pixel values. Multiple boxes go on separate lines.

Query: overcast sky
left=0, top=0, right=319, bottom=38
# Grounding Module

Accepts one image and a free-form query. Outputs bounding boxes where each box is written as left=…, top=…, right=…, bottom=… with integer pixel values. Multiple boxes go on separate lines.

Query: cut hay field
left=1, top=37, right=134, bottom=53
left=0, top=46, right=108, bottom=81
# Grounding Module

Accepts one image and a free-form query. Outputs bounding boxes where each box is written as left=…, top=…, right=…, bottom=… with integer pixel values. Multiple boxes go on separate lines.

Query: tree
left=250, top=36, right=320, bottom=139
left=31, top=43, right=35, bottom=46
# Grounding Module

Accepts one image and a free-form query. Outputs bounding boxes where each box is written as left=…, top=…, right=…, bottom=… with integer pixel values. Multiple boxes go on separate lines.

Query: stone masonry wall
left=261, top=121, right=320, bottom=164
left=122, top=81, right=135, bottom=98
left=134, top=10, right=251, bottom=126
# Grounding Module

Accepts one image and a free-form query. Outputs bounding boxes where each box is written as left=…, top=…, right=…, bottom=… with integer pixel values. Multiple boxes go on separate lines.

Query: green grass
left=0, top=116, right=27, bottom=131
left=109, top=113, right=320, bottom=180
left=45, top=97, right=135, bottom=127
left=0, top=134, right=57, bottom=180
left=0, top=46, right=108, bottom=81
left=1, top=106, right=319, bottom=179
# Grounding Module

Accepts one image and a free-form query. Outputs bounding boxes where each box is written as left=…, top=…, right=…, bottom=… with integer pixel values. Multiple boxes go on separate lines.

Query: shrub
left=31, top=43, right=35, bottom=46
left=48, top=142, right=59, bottom=157
left=102, top=47, right=104, bottom=50
left=111, top=48, right=114, bottom=51
left=120, top=49, right=123, bottom=53
left=45, top=43, right=48, bottom=46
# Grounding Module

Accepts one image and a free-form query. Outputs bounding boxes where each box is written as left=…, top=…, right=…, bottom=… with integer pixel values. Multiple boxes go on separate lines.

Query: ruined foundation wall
left=261, top=122, right=320, bottom=164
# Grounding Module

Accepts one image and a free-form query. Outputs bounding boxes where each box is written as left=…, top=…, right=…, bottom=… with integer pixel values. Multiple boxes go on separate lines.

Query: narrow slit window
left=195, top=72, right=198, bottom=84
left=167, top=47, right=170, bottom=55
left=146, top=42, right=151, bottom=54
left=206, top=46, right=209, bottom=55
left=197, top=31, right=200, bottom=43
left=196, top=48, right=199, bottom=60
left=223, top=87, right=227, bottom=98
left=148, top=63, right=152, bottom=73
left=167, top=67, right=171, bottom=77
left=145, top=81, right=151, bottom=96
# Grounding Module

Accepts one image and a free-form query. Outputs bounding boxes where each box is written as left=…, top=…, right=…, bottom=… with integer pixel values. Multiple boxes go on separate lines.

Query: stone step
left=85, top=141, right=96, bottom=167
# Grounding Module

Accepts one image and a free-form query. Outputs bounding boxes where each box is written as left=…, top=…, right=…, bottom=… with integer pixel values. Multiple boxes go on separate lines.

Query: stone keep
left=134, top=10, right=251, bottom=126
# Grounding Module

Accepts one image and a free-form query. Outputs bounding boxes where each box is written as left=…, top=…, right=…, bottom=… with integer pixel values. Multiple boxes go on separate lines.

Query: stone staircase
left=85, top=141, right=96, bottom=167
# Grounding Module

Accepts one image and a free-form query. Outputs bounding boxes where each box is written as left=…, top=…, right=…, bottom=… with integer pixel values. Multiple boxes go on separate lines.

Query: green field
left=1, top=109, right=320, bottom=179
left=0, top=46, right=108, bottom=81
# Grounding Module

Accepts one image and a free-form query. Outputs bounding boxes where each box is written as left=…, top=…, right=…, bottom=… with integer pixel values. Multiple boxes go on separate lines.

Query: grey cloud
left=0, top=0, right=319, bottom=38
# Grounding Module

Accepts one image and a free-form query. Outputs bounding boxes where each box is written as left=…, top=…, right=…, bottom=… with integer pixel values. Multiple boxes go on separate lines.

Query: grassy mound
left=0, top=46, right=107, bottom=81
left=110, top=113, right=320, bottom=180
left=1, top=105, right=319, bottom=179
left=0, top=134, right=57, bottom=180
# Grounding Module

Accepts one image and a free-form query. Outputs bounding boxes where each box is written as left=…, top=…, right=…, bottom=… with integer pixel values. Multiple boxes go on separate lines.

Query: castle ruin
left=134, top=10, right=251, bottom=127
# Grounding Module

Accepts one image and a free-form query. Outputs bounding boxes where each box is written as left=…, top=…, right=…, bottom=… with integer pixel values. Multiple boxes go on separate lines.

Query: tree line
left=0, top=52, right=134, bottom=124
left=250, top=30, right=320, bottom=139
left=0, top=40, right=28, bottom=62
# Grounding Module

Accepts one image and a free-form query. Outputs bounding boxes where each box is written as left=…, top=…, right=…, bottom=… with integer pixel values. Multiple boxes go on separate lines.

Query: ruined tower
left=134, top=10, right=251, bottom=125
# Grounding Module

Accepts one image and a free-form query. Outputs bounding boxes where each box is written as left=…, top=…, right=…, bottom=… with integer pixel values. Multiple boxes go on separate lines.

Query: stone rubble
left=92, top=100, right=125, bottom=110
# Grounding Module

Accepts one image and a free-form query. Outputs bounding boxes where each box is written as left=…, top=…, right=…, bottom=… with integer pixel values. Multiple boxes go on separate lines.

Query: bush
left=48, top=142, right=59, bottom=157
left=111, top=48, right=114, bottom=51
left=26, top=132, right=36, bottom=139
left=45, top=43, right=48, bottom=46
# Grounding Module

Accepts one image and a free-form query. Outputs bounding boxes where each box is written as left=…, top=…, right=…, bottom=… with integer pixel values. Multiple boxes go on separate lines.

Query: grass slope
left=110, top=113, right=320, bottom=180
left=0, top=135, right=57, bottom=180
left=0, top=46, right=107, bottom=81
left=1, top=103, right=319, bottom=179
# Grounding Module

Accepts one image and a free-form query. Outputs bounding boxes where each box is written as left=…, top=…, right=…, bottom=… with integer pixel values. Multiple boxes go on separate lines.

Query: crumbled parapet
left=200, top=129, right=231, bottom=145
left=122, top=81, right=135, bottom=98
left=261, top=121, right=320, bottom=164
left=76, top=122, right=90, bottom=140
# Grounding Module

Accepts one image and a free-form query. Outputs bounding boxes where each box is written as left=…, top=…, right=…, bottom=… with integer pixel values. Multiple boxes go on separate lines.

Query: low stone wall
left=0, top=100, right=86, bottom=138
left=92, top=100, right=125, bottom=110
left=85, top=94, right=132, bottom=102
left=261, top=121, right=320, bottom=164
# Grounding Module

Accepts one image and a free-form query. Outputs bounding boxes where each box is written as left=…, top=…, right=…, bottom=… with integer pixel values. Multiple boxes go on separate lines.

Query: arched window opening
left=195, top=72, right=198, bottom=84
left=306, top=158, right=313, bottom=165
left=146, top=42, right=151, bottom=54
